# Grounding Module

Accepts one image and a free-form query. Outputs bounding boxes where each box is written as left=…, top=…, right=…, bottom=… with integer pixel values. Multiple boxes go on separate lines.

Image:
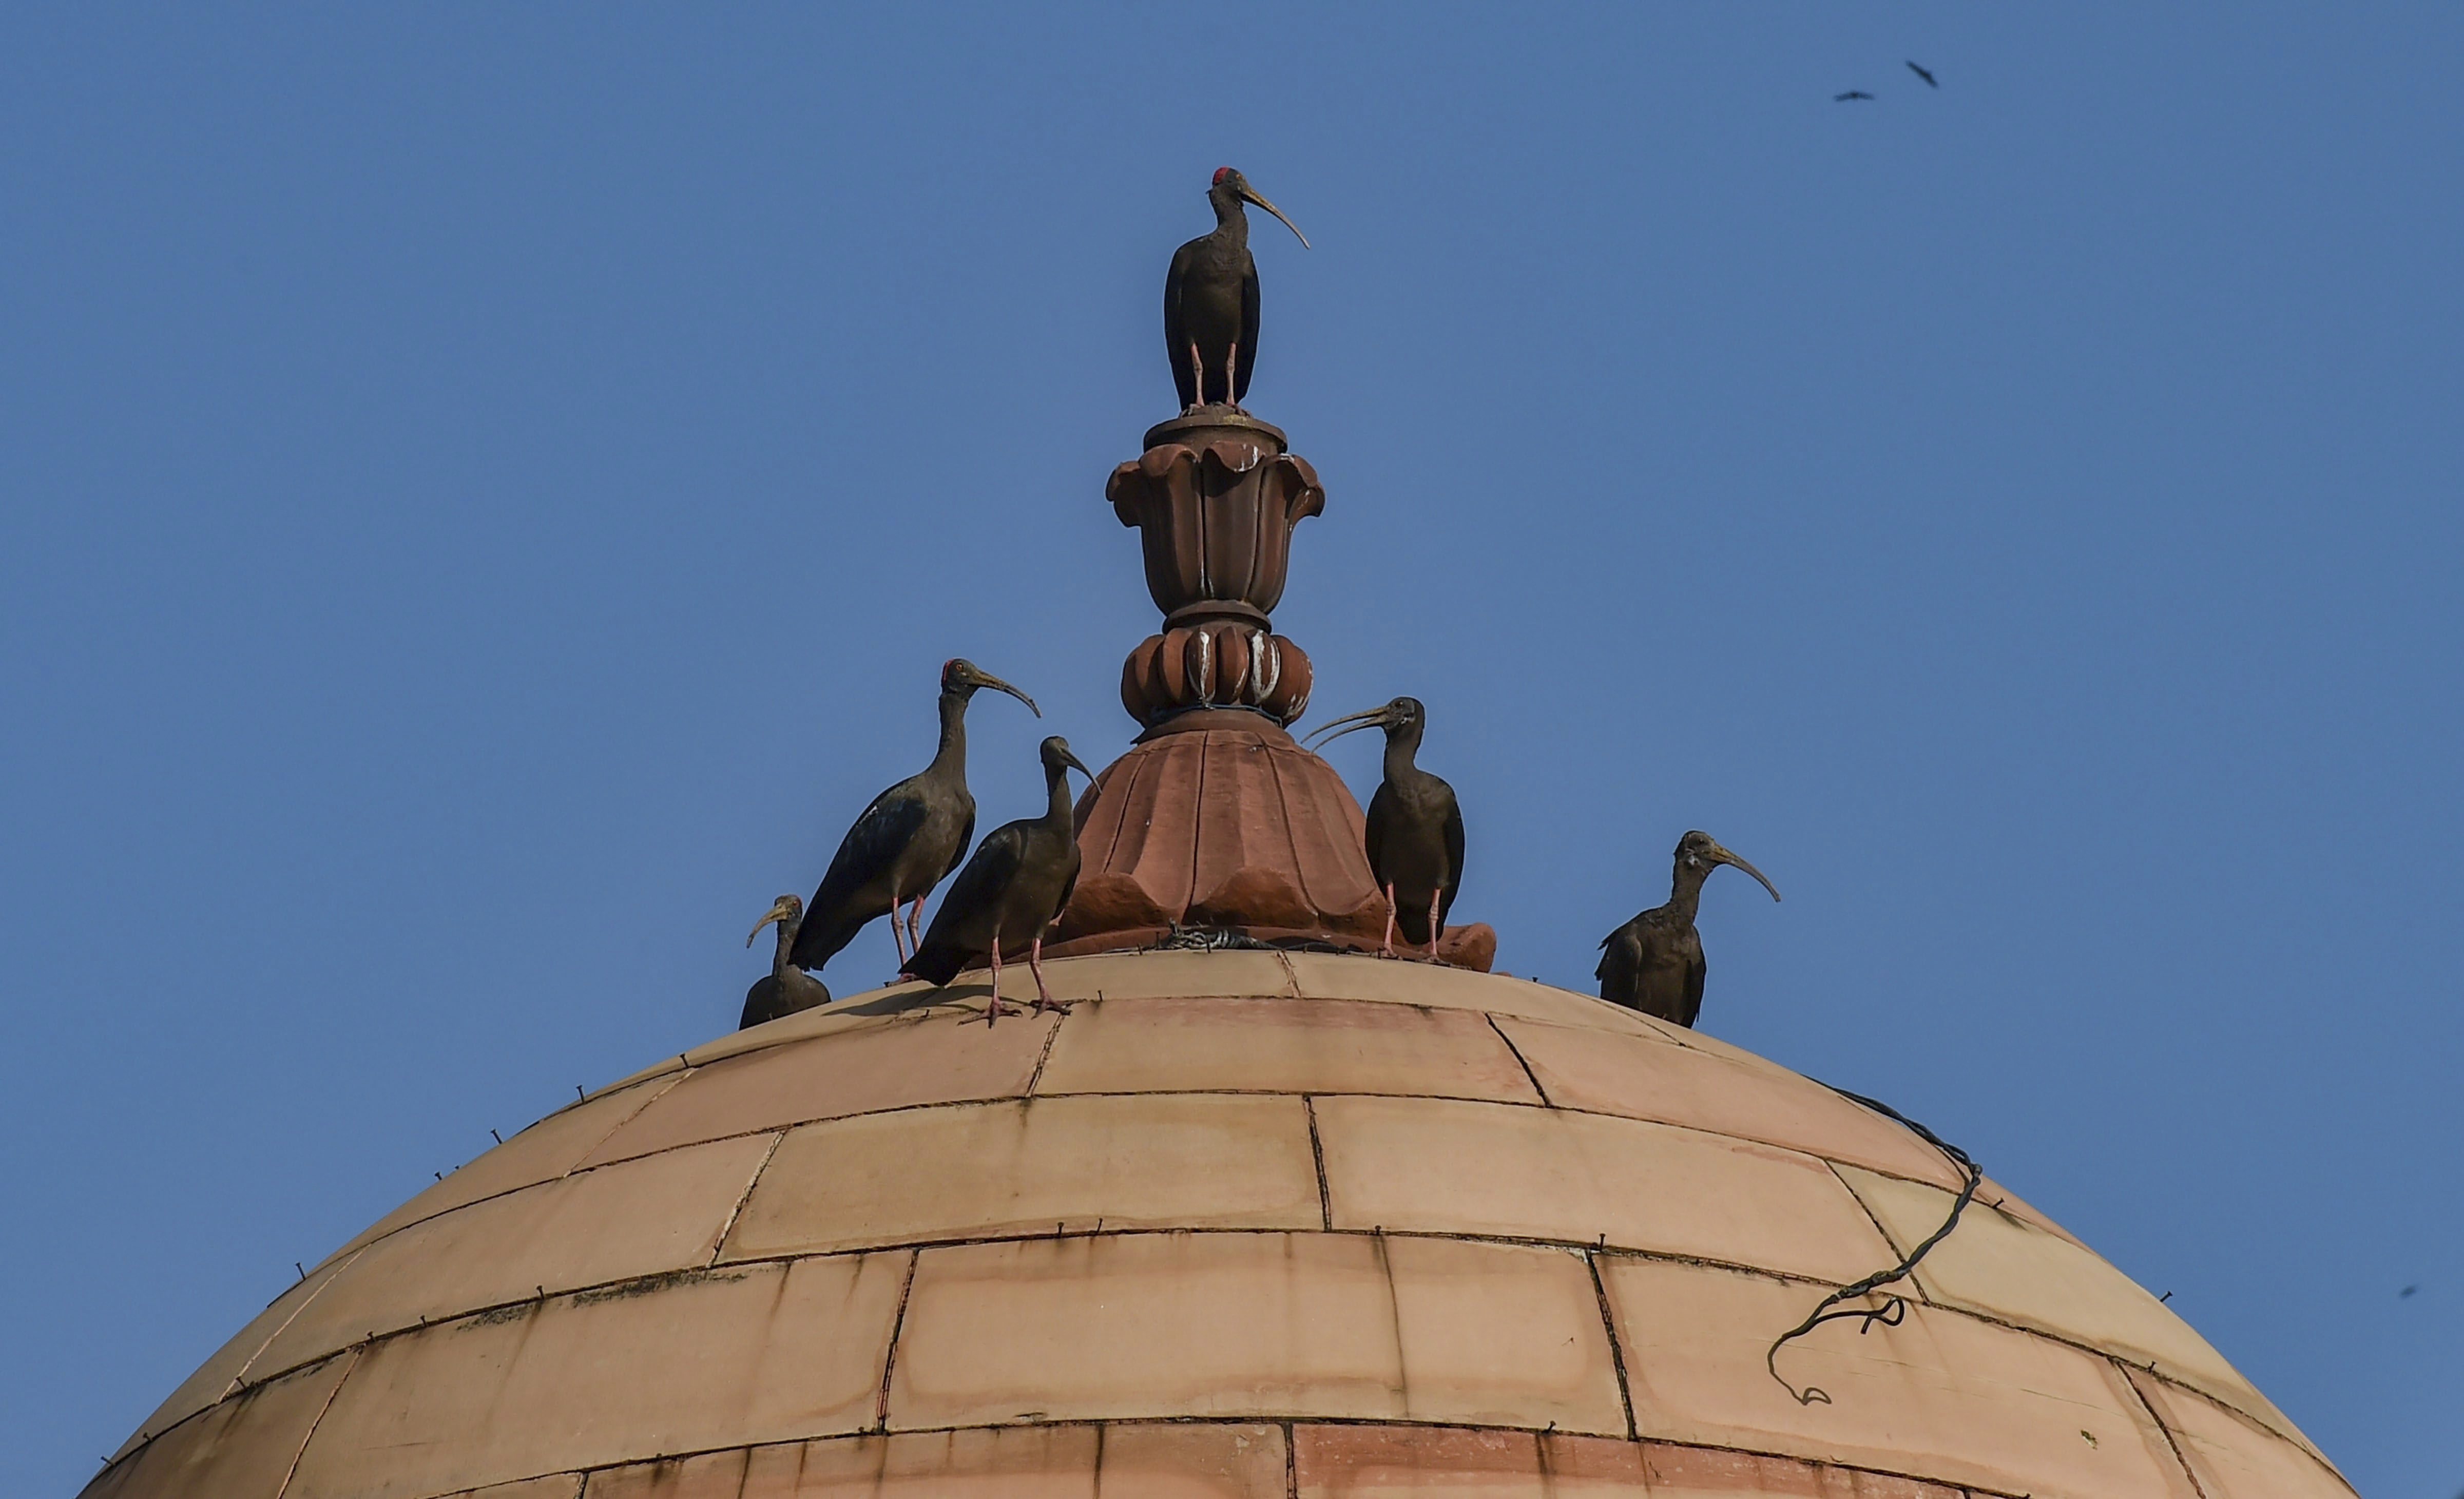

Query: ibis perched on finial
left=1308, top=697, right=1462, bottom=958
left=1596, top=831, right=1781, bottom=1027
left=903, top=736, right=1094, bottom=1022
left=742, top=894, right=832, bottom=1028
left=1165, top=167, right=1309, bottom=413
left=788, top=659, right=1039, bottom=975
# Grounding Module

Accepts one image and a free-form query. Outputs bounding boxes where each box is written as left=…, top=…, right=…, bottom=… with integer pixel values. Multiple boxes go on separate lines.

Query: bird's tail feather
left=902, top=942, right=970, bottom=988
left=786, top=910, right=869, bottom=972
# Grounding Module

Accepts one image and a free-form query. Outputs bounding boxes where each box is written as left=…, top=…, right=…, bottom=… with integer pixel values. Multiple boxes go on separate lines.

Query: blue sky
left=4, top=5, right=2457, bottom=1493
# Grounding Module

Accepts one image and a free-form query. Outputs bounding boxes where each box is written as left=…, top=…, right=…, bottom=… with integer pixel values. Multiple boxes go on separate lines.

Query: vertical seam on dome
left=271, top=1344, right=362, bottom=1499
left=1261, top=733, right=1317, bottom=914
left=1304, top=1098, right=1333, bottom=1229
left=1282, top=1420, right=1298, bottom=1498
left=1824, top=1160, right=1915, bottom=1266
left=1184, top=736, right=1210, bottom=920
left=1369, top=1231, right=1409, bottom=1414
left=229, top=1242, right=371, bottom=1394
left=1485, top=1015, right=1551, bottom=1106
left=708, top=1131, right=789, bottom=1267
left=1585, top=1251, right=1639, bottom=1442
left=875, top=1250, right=921, bottom=1432
left=566, top=1069, right=697, bottom=1183
left=2123, top=1359, right=2215, bottom=1498
left=1026, top=1008, right=1067, bottom=1096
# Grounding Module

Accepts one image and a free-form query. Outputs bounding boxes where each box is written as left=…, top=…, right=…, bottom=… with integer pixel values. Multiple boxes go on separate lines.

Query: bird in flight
left=2401, top=1284, right=2420, bottom=1298
left=1907, top=60, right=1939, bottom=88
left=1834, top=90, right=1875, bottom=102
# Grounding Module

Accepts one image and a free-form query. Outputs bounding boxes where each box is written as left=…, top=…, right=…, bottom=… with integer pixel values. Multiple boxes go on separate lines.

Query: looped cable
left=1765, top=1086, right=1984, bottom=1406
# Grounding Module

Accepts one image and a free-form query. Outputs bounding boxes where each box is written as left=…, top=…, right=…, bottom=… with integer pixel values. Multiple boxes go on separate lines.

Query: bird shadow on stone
left=828, top=983, right=977, bottom=1021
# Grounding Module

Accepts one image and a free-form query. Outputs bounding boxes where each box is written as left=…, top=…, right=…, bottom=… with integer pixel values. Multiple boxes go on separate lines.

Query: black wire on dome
left=1140, top=924, right=1356, bottom=956
left=1765, top=1086, right=1985, bottom=1406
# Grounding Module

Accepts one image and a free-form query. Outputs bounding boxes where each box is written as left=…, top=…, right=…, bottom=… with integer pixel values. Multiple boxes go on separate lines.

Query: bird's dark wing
left=1678, top=951, right=1706, bottom=1029
left=1595, top=920, right=1638, bottom=993
left=1234, top=255, right=1261, bottom=403
left=942, top=806, right=976, bottom=882
left=1435, top=790, right=1465, bottom=931
left=1363, top=783, right=1391, bottom=889
left=1047, top=851, right=1081, bottom=940
left=740, top=975, right=780, bottom=1030
left=792, top=784, right=931, bottom=969
left=742, top=971, right=832, bottom=1029
left=908, top=824, right=1026, bottom=984
left=1165, top=241, right=1198, bottom=410
left=1906, top=61, right=1937, bottom=86
left=1835, top=90, right=1873, bottom=101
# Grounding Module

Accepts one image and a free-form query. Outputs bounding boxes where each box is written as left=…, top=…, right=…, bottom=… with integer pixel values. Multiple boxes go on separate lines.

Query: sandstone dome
left=87, top=950, right=2348, bottom=1499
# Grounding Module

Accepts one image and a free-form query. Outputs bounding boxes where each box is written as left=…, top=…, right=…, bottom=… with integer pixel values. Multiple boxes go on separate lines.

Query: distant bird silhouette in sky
left=1907, top=61, right=1939, bottom=88
left=2400, top=1283, right=2419, bottom=1297
left=1835, top=90, right=1874, bottom=102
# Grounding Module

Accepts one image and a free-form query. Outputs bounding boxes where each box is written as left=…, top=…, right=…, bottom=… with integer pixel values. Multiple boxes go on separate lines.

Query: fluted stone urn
left=1108, top=412, right=1323, bottom=727
left=1063, top=409, right=1494, bottom=967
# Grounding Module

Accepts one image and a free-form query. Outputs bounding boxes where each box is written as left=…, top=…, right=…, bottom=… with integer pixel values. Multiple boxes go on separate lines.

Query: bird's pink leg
left=906, top=896, right=925, bottom=956
left=1029, top=934, right=1062, bottom=1015
left=1427, top=894, right=1442, bottom=958
left=984, top=934, right=1005, bottom=1025
left=1381, top=885, right=1397, bottom=958
left=888, top=890, right=910, bottom=966
left=1188, top=344, right=1206, bottom=410
left=1225, top=341, right=1241, bottom=412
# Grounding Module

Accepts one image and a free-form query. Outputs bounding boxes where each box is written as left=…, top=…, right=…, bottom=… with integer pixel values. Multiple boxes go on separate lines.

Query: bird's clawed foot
left=1027, top=939, right=1067, bottom=1015
left=979, top=948, right=1006, bottom=1026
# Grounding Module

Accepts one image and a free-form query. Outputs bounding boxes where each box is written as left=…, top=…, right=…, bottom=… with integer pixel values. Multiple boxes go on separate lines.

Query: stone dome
left=86, top=952, right=2350, bottom=1498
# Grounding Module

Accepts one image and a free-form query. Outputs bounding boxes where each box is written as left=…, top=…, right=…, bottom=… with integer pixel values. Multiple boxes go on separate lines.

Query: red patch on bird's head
left=1212, top=166, right=1235, bottom=185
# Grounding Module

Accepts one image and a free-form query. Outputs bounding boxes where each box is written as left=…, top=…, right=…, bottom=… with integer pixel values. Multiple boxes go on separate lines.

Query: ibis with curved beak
left=742, top=894, right=832, bottom=1028
left=1165, top=167, right=1309, bottom=413
left=1596, top=831, right=1781, bottom=1027
left=1307, top=696, right=1462, bottom=957
left=903, top=736, right=1095, bottom=1022
left=789, top=659, right=1040, bottom=974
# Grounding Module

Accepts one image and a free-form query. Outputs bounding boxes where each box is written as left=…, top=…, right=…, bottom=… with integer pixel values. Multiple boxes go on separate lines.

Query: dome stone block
left=85, top=953, right=2353, bottom=1498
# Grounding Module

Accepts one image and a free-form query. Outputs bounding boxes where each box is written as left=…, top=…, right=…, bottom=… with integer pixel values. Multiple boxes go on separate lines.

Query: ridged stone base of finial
left=1050, top=723, right=1497, bottom=970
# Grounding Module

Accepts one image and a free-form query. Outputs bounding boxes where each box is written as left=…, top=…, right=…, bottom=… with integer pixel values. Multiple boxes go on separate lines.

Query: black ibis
left=1596, top=831, right=1782, bottom=1027
left=1164, top=167, right=1309, bottom=413
left=742, top=894, right=832, bottom=1028
left=1906, top=60, right=1938, bottom=88
left=1835, top=90, right=1875, bottom=102
left=1307, top=697, right=1462, bottom=957
left=788, top=659, right=1039, bottom=974
left=903, top=736, right=1094, bottom=1021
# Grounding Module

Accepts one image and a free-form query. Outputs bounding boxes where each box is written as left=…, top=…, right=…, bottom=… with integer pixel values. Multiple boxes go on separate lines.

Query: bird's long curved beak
left=968, top=668, right=1041, bottom=718
left=1303, top=704, right=1393, bottom=749
left=1709, top=844, right=1783, bottom=902
left=1238, top=186, right=1311, bottom=249
left=747, top=896, right=798, bottom=946
left=1058, top=746, right=1094, bottom=780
